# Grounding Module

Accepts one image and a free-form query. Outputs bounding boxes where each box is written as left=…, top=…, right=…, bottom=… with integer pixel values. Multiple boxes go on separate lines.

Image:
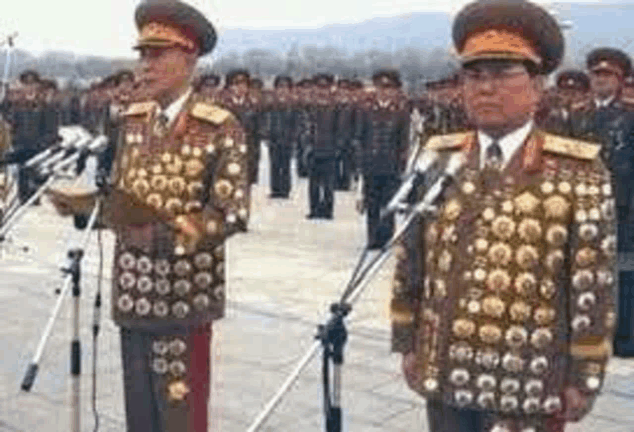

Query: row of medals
left=150, top=336, right=191, bottom=401
left=118, top=130, right=248, bottom=226
left=115, top=247, right=224, bottom=319
left=424, top=168, right=615, bottom=414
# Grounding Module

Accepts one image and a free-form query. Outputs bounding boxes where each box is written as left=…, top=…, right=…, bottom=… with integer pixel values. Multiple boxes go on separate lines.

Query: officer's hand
left=402, top=352, right=419, bottom=389
left=174, top=214, right=204, bottom=254
left=558, top=386, right=592, bottom=422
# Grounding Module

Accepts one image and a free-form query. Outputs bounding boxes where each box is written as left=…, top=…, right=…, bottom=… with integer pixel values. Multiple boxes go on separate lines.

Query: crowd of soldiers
left=2, top=44, right=634, bottom=356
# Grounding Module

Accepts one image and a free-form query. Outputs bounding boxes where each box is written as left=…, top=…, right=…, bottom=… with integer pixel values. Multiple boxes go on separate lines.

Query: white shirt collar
left=595, top=95, right=615, bottom=108
left=161, top=87, right=192, bottom=126
left=478, top=119, right=534, bottom=170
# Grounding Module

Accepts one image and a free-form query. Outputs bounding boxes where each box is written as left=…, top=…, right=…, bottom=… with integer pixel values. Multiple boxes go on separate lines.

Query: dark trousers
left=308, top=156, right=336, bottom=218
left=615, top=270, right=634, bottom=356
left=269, top=141, right=292, bottom=197
left=335, top=147, right=352, bottom=191
left=248, top=137, right=260, bottom=184
left=426, top=400, right=566, bottom=432
left=119, top=323, right=212, bottom=432
left=364, top=173, right=399, bottom=248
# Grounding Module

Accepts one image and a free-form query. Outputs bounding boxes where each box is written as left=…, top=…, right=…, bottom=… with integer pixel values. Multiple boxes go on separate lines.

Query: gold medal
left=462, top=182, right=475, bottom=195
left=534, top=307, right=556, bottom=326
left=184, top=200, right=203, bottom=213
left=546, top=225, right=568, bottom=247
left=184, top=159, right=204, bottom=178
left=181, top=144, right=192, bottom=157
left=167, top=380, right=190, bottom=401
left=151, top=163, right=163, bottom=175
left=443, top=199, right=462, bottom=221
left=505, top=326, right=528, bottom=348
left=227, top=162, right=242, bottom=177
left=132, top=178, right=150, bottom=198
left=224, top=136, right=235, bottom=148
left=601, top=235, right=617, bottom=257
left=509, top=301, right=531, bottom=322
left=572, top=270, right=594, bottom=291
left=501, top=200, right=514, bottom=213
left=486, top=269, right=511, bottom=291
left=540, top=280, right=557, bottom=299
left=475, top=238, right=489, bottom=253
left=146, top=193, right=163, bottom=209
left=541, top=181, right=554, bottom=195
left=488, top=243, right=512, bottom=266
left=516, top=245, right=539, bottom=269
left=452, top=319, right=476, bottom=338
left=546, top=250, right=564, bottom=273
left=165, top=198, right=183, bottom=215
left=579, top=223, right=598, bottom=241
left=479, top=324, right=502, bottom=344
left=205, top=144, right=216, bottom=154
left=514, top=192, right=540, bottom=215
left=166, top=155, right=183, bottom=175
left=492, top=216, right=515, bottom=239
left=169, top=176, right=186, bottom=195
left=187, top=181, right=204, bottom=198
left=543, top=195, right=570, bottom=220
left=558, top=182, right=571, bottom=194
left=514, top=272, right=537, bottom=296
left=150, top=175, right=168, bottom=191
left=530, top=328, right=553, bottom=349
left=482, top=208, right=496, bottom=221
left=576, top=248, right=597, bottom=268
left=161, top=152, right=172, bottom=164
left=518, top=219, right=542, bottom=243
left=482, top=296, right=505, bottom=318
left=214, top=179, right=233, bottom=199
left=126, top=168, right=137, bottom=181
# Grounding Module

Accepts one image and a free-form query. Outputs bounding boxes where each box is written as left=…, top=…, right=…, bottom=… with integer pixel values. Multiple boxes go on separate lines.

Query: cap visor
left=461, top=52, right=541, bottom=66
left=133, top=39, right=179, bottom=50
left=590, top=65, right=622, bottom=75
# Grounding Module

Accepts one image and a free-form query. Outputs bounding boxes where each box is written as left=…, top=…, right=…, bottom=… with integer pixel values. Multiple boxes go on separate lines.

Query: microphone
left=413, top=151, right=465, bottom=214
left=383, top=150, right=440, bottom=216
left=44, top=135, right=108, bottom=176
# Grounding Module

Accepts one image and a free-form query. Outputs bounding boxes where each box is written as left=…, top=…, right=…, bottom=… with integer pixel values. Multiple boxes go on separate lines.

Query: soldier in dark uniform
left=294, top=78, right=313, bottom=178
left=567, top=48, right=634, bottom=357
left=333, top=78, right=356, bottom=190
left=357, top=69, right=409, bottom=249
left=0, top=114, right=11, bottom=221
left=48, top=1, right=250, bottom=431
left=393, top=2, right=617, bottom=431
left=195, top=73, right=221, bottom=100
left=305, top=73, right=338, bottom=219
left=268, top=75, right=296, bottom=198
left=220, top=69, right=261, bottom=185
left=538, top=70, right=590, bottom=136
left=6, top=70, right=49, bottom=203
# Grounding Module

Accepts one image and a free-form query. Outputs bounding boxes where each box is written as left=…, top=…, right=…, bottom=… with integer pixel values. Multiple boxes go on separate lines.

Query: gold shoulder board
left=190, top=102, right=233, bottom=125
left=425, top=131, right=473, bottom=151
left=124, top=101, right=159, bottom=116
left=543, top=134, right=600, bottom=161
left=620, top=96, right=634, bottom=106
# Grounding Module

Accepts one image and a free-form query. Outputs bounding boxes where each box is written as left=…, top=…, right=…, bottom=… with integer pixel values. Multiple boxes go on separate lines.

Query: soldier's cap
left=296, top=78, right=314, bottom=88
left=134, top=0, right=217, bottom=56
left=556, top=69, right=590, bottom=92
left=586, top=47, right=632, bottom=78
left=337, top=78, right=352, bottom=88
left=199, top=73, right=221, bottom=87
left=372, top=69, right=402, bottom=88
left=225, top=69, right=251, bottom=87
left=312, top=73, right=334, bottom=87
left=115, top=69, right=135, bottom=85
left=19, top=70, right=40, bottom=83
left=453, top=0, right=564, bottom=74
left=274, top=75, right=293, bottom=88
left=41, top=79, right=58, bottom=91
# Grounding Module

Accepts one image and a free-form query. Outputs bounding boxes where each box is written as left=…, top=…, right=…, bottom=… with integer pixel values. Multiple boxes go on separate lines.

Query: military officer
left=48, top=1, right=250, bottom=431
left=538, top=70, right=590, bottom=136
left=306, top=73, right=338, bottom=219
left=294, top=78, right=314, bottom=178
left=565, top=48, right=634, bottom=357
left=0, top=114, right=11, bottom=222
left=195, top=73, right=221, bottom=100
left=220, top=69, right=261, bottom=185
left=357, top=69, right=409, bottom=249
left=392, top=1, right=617, bottom=431
left=268, top=75, right=296, bottom=198
left=334, top=78, right=356, bottom=191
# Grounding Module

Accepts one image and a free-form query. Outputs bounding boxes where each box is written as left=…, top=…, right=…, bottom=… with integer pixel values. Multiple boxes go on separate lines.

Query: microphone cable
left=91, top=225, right=104, bottom=432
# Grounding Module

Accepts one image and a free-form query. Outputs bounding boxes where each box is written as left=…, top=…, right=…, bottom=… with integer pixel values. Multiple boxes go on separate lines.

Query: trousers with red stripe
left=120, top=323, right=212, bottom=432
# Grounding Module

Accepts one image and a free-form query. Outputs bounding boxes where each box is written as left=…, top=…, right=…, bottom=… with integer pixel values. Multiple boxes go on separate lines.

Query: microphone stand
left=0, top=32, right=17, bottom=102
left=19, top=169, right=108, bottom=432
left=247, top=180, right=443, bottom=432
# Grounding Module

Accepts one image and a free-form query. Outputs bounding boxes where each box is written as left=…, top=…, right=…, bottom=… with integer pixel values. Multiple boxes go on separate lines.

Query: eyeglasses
left=462, top=67, right=529, bottom=85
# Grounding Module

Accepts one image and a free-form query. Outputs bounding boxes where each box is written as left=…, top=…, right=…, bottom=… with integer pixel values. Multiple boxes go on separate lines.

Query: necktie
left=485, top=140, right=503, bottom=170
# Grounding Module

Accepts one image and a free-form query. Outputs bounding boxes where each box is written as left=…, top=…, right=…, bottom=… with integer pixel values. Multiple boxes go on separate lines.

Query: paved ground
left=1, top=145, right=634, bottom=432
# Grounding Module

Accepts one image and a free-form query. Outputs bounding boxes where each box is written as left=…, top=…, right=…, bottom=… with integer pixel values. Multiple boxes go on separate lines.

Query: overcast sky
left=0, top=0, right=605, bottom=58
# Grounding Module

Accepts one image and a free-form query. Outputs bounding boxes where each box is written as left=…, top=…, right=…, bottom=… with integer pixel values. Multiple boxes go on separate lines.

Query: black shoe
left=306, top=213, right=318, bottom=219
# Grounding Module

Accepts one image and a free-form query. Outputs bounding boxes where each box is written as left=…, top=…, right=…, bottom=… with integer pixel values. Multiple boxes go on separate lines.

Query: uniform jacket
left=357, top=92, right=410, bottom=175
left=391, top=129, right=616, bottom=420
left=109, top=92, right=250, bottom=330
